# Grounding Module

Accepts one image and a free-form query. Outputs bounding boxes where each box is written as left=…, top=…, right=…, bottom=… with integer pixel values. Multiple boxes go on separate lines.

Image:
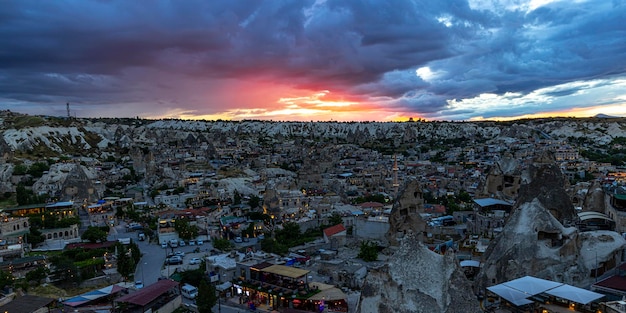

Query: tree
left=328, top=212, right=343, bottom=226
left=25, top=227, right=45, bottom=246
left=174, top=218, right=199, bottom=241
left=27, top=162, right=50, bottom=178
left=196, top=279, right=217, bottom=313
left=116, top=243, right=135, bottom=278
left=212, top=238, right=233, bottom=251
left=13, top=164, right=27, bottom=175
left=248, top=195, right=261, bottom=209
left=25, top=266, right=49, bottom=285
left=16, top=184, right=29, bottom=205
left=81, top=226, right=108, bottom=243
left=357, top=241, right=378, bottom=262
left=276, top=222, right=301, bottom=244
left=49, top=255, right=80, bottom=285
left=0, top=269, right=14, bottom=290
left=260, top=238, right=288, bottom=255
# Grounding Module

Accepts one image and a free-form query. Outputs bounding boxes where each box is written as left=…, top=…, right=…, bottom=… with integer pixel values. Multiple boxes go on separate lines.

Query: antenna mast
left=66, top=102, right=70, bottom=118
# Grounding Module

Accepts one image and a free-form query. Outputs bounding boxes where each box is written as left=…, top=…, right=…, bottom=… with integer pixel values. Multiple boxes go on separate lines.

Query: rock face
left=477, top=152, right=625, bottom=288
left=385, top=179, right=426, bottom=246
left=518, top=152, right=577, bottom=223
left=479, top=154, right=521, bottom=201
left=582, top=180, right=607, bottom=212
left=358, top=234, right=482, bottom=313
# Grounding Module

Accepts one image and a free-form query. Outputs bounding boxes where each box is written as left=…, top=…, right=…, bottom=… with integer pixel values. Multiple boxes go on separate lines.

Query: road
left=109, top=222, right=215, bottom=287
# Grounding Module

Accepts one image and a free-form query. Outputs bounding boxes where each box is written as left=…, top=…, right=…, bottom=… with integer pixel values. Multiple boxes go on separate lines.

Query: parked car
left=196, top=240, right=203, bottom=245
left=166, top=256, right=183, bottom=265
left=161, top=242, right=167, bottom=249
left=234, top=237, right=243, bottom=243
left=135, top=280, right=144, bottom=289
left=189, top=240, right=195, bottom=246
left=174, top=251, right=185, bottom=257
left=189, top=257, right=201, bottom=265
left=179, top=240, right=186, bottom=247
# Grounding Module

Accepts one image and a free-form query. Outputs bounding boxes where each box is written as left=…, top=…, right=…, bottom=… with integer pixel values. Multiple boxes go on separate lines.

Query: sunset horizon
left=1, top=0, right=625, bottom=122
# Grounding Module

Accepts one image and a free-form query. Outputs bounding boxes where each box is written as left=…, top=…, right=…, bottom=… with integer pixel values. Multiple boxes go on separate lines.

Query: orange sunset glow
left=1, top=1, right=625, bottom=121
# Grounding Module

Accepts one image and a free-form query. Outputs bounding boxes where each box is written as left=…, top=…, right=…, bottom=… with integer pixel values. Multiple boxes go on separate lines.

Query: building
left=0, top=295, right=55, bottom=313
left=323, top=224, right=347, bottom=249
left=114, top=279, right=181, bottom=313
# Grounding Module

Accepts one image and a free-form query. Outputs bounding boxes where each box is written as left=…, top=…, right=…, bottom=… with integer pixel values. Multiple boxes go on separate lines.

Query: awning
left=217, top=281, right=233, bottom=291
left=502, top=276, right=562, bottom=295
left=307, top=287, right=347, bottom=301
left=487, top=284, right=534, bottom=306
left=263, top=264, right=310, bottom=279
left=544, top=284, right=604, bottom=305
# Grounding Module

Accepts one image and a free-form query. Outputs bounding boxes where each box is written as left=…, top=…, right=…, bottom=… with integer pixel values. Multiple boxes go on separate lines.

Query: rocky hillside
left=1, top=111, right=625, bottom=159
left=476, top=152, right=626, bottom=288
left=358, top=234, right=482, bottom=313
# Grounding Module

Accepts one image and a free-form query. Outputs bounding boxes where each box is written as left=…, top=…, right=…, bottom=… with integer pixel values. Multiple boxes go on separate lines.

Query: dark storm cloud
left=0, top=0, right=625, bottom=119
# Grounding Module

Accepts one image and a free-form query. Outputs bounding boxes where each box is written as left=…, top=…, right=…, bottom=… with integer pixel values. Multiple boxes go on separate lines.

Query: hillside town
left=1, top=111, right=626, bottom=313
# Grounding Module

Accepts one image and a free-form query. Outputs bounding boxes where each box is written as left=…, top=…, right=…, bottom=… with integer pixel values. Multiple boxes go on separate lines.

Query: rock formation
left=582, top=180, right=607, bottom=212
left=385, top=179, right=427, bottom=246
left=477, top=152, right=625, bottom=289
left=358, top=233, right=482, bottom=313
left=479, top=154, right=521, bottom=201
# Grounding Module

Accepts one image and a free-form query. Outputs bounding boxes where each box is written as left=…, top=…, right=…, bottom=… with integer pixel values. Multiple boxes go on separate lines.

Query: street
left=109, top=220, right=214, bottom=287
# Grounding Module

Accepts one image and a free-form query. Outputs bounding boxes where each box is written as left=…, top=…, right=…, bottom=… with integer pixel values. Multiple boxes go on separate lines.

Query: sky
left=1, top=0, right=625, bottom=122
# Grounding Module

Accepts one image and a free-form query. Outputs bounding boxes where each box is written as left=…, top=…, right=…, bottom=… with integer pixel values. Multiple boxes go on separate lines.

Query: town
left=1, top=111, right=626, bottom=313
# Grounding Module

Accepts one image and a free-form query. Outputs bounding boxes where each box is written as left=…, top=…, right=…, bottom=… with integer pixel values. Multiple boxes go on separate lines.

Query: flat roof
left=474, top=198, right=513, bottom=207
left=0, top=295, right=54, bottom=313
left=115, top=279, right=179, bottom=306
left=263, top=264, right=310, bottom=279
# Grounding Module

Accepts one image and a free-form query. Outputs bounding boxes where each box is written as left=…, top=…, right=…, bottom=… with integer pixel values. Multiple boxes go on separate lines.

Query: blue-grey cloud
left=0, top=0, right=625, bottom=120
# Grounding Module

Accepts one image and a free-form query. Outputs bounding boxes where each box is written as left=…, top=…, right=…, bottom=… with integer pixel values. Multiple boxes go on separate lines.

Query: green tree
left=16, top=183, right=30, bottom=205
left=25, top=227, right=45, bottom=245
left=116, top=243, right=135, bottom=278
left=196, top=279, right=217, bottom=313
left=174, top=218, right=199, bottom=241
left=179, top=260, right=206, bottom=287
left=81, top=226, right=108, bottom=243
left=275, top=222, right=301, bottom=244
left=49, top=255, right=80, bottom=285
left=13, top=164, right=27, bottom=175
left=357, top=241, right=378, bottom=262
left=212, top=238, right=233, bottom=251
left=328, top=212, right=343, bottom=226
left=248, top=195, right=261, bottom=209
left=0, top=269, right=14, bottom=290
left=27, top=162, right=50, bottom=178
left=260, top=238, right=288, bottom=255
left=458, top=190, right=472, bottom=203
left=25, top=266, right=49, bottom=285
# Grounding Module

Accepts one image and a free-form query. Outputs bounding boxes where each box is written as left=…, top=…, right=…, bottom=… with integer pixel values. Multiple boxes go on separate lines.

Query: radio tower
left=66, top=102, right=70, bottom=118
left=392, top=154, right=399, bottom=198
